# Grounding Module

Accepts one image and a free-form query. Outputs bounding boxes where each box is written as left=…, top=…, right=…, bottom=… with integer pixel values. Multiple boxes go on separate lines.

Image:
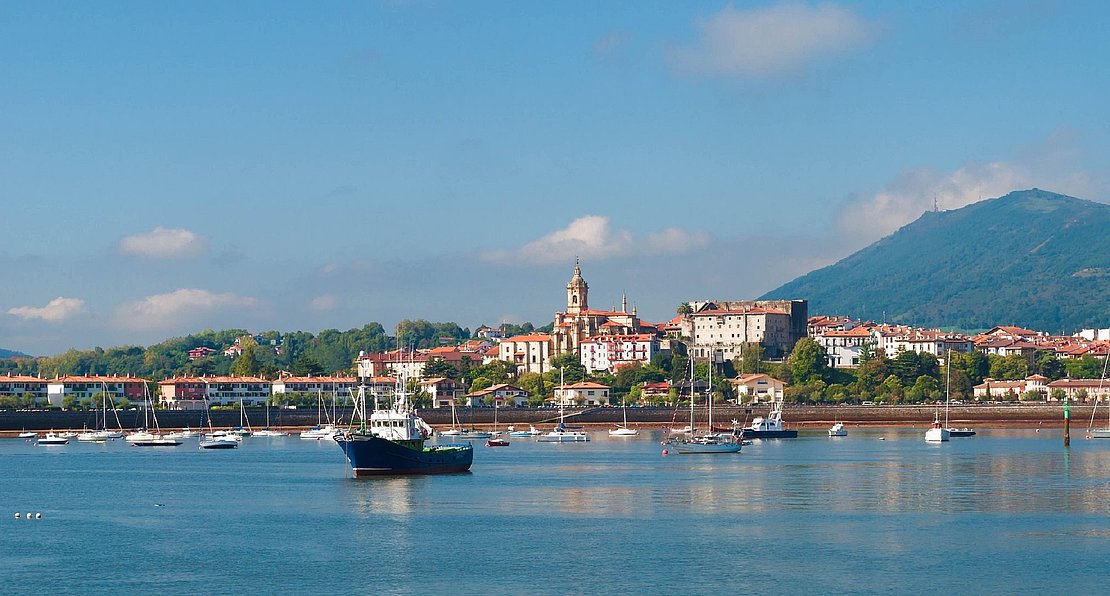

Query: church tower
left=566, top=258, right=589, bottom=315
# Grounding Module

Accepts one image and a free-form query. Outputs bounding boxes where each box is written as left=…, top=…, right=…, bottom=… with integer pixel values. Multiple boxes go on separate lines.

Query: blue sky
left=2, top=1, right=1108, bottom=355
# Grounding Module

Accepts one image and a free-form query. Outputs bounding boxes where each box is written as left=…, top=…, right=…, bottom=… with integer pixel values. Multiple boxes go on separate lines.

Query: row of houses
left=809, top=317, right=1110, bottom=368
left=0, top=370, right=793, bottom=410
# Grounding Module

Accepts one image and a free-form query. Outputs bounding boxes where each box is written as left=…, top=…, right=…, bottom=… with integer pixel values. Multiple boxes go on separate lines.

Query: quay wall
left=0, top=404, right=1087, bottom=431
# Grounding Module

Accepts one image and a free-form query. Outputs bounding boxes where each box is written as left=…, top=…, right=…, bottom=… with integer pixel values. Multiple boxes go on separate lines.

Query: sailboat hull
left=1088, top=428, right=1110, bottom=439
left=336, top=434, right=473, bottom=476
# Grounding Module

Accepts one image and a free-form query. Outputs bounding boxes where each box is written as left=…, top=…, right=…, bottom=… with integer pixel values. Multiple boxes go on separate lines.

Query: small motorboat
left=829, top=422, right=848, bottom=437
left=508, top=425, right=541, bottom=437
left=37, top=433, right=70, bottom=445
left=486, top=437, right=510, bottom=447
left=18, top=431, right=37, bottom=439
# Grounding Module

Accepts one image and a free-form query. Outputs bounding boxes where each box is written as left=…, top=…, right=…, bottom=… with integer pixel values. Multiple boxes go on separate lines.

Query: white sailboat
left=299, top=389, right=338, bottom=439
left=1085, top=349, right=1110, bottom=438
left=127, top=384, right=182, bottom=446
left=438, top=401, right=463, bottom=437
left=925, top=356, right=952, bottom=443
left=609, top=392, right=638, bottom=436
left=252, top=399, right=286, bottom=437
left=538, top=369, right=590, bottom=443
left=674, top=358, right=740, bottom=454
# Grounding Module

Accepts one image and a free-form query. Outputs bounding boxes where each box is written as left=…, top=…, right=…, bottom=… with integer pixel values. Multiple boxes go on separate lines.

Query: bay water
left=2, top=428, right=1108, bottom=594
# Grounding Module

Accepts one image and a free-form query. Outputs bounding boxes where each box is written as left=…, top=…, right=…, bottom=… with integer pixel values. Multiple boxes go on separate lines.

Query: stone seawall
left=0, top=404, right=1083, bottom=432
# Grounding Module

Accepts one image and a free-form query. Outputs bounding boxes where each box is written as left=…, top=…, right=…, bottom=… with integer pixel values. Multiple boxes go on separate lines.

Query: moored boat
left=742, top=400, right=798, bottom=438
left=829, top=422, right=847, bottom=437
left=334, top=372, right=473, bottom=477
left=37, top=432, right=69, bottom=445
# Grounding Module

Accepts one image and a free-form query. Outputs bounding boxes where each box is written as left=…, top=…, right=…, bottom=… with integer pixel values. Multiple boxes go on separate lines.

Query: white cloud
left=114, top=288, right=257, bottom=330
left=118, top=226, right=207, bottom=259
left=667, top=2, right=874, bottom=79
left=483, top=215, right=710, bottom=265
left=839, top=132, right=1100, bottom=243
left=308, top=295, right=340, bottom=312
left=7, top=297, right=85, bottom=322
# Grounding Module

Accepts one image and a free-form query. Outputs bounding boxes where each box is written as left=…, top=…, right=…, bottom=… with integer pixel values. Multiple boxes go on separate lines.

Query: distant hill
left=760, top=189, right=1110, bottom=332
left=0, top=348, right=31, bottom=359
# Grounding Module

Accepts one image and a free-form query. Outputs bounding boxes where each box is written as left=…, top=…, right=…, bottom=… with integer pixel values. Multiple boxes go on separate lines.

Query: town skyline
left=4, top=2, right=1110, bottom=355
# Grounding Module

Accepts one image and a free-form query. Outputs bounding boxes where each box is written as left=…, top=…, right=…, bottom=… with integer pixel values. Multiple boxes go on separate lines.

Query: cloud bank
left=667, top=2, right=875, bottom=79
left=114, top=288, right=257, bottom=330
left=7, top=297, right=86, bottom=322
left=483, top=215, right=710, bottom=265
left=118, top=226, right=207, bottom=259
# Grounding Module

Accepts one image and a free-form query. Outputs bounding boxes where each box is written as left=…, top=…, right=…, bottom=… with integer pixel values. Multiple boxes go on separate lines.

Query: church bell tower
left=566, top=258, right=589, bottom=315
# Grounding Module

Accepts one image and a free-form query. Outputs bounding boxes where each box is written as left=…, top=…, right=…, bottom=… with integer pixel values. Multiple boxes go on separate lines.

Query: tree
left=550, top=352, right=585, bottom=384
left=292, top=355, right=325, bottom=377
left=988, top=354, right=1028, bottom=380
left=422, top=358, right=458, bottom=379
left=62, top=395, right=77, bottom=410
left=470, top=376, right=492, bottom=392
left=788, top=338, right=829, bottom=385
left=677, top=303, right=693, bottom=315
left=1065, top=355, right=1105, bottom=380
left=739, top=342, right=764, bottom=374
left=1033, top=350, right=1066, bottom=380
left=230, top=346, right=260, bottom=377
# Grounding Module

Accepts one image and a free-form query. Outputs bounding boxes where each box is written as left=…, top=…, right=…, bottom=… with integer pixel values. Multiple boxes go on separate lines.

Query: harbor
left=4, top=427, right=1108, bottom=593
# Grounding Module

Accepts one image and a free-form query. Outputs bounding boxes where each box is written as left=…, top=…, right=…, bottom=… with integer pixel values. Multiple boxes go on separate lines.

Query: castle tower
left=566, top=258, right=589, bottom=315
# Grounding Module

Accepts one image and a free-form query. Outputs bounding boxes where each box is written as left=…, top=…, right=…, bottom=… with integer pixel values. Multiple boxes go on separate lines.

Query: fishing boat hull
left=335, top=434, right=473, bottom=476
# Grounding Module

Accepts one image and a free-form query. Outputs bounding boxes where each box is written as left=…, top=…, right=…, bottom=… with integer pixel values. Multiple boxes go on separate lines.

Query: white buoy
left=35, top=513, right=42, bottom=519
left=14, top=513, right=20, bottom=519
left=26, top=513, right=32, bottom=519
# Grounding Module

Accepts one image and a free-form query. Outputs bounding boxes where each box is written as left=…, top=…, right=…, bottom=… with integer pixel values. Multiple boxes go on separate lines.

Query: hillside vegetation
left=761, top=189, right=1110, bottom=331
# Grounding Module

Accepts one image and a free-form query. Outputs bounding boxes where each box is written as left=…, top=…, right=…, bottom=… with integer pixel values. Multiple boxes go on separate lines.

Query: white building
left=271, top=375, right=357, bottom=398
left=47, top=375, right=148, bottom=408
left=690, top=306, right=793, bottom=362
left=730, top=374, right=786, bottom=403
left=579, top=334, right=665, bottom=373
left=498, top=333, right=552, bottom=375
left=814, top=326, right=875, bottom=368
left=158, top=376, right=271, bottom=409
left=553, top=381, right=610, bottom=407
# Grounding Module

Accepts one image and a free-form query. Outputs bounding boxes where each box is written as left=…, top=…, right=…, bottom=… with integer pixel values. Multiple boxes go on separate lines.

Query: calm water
left=2, top=428, right=1109, bottom=594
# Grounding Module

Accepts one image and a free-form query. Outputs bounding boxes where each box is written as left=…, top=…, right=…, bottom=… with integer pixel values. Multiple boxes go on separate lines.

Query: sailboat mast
left=689, top=357, right=695, bottom=433
left=708, top=356, right=713, bottom=431
left=944, top=350, right=951, bottom=427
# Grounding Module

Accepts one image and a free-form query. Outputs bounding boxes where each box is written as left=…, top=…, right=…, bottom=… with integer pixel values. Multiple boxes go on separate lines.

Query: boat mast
left=689, top=356, right=695, bottom=433
left=708, top=356, right=713, bottom=432
left=944, top=349, right=951, bottom=427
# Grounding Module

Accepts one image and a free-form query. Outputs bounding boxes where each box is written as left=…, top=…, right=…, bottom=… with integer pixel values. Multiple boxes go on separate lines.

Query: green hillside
left=0, top=348, right=31, bottom=359
left=761, top=189, right=1110, bottom=332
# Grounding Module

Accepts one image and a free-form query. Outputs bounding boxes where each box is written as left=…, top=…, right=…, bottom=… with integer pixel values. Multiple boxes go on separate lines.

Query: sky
left=2, top=0, right=1109, bottom=356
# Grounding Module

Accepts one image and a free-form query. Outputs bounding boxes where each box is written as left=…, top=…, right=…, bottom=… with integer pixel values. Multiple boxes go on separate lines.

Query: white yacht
left=828, top=422, right=848, bottom=437
left=925, top=413, right=951, bottom=442
left=37, top=433, right=69, bottom=445
left=299, top=425, right=338, bottom=440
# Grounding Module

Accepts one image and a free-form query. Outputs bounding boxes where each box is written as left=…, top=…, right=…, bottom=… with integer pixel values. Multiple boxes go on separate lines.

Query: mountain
left=760, top=189, right=1110, bottom=332
left=0, top=348, right=32, bottom=359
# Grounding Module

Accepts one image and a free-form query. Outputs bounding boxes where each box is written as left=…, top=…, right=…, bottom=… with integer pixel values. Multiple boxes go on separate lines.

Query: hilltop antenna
left=933, top=194, right=939, bottom=212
